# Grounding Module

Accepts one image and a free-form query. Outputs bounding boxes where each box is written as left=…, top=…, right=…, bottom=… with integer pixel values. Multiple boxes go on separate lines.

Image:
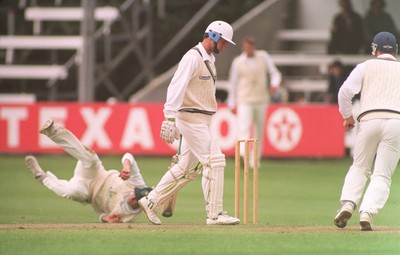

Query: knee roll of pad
left=209, top=153, right=226, bottom=169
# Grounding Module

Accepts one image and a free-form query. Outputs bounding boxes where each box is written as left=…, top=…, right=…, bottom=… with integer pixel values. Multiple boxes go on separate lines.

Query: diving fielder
left=138, top=20, right=240, bottom=225
left=25, top=119, right=152, bottom=223
left=334, top=31, right=400, bottom=231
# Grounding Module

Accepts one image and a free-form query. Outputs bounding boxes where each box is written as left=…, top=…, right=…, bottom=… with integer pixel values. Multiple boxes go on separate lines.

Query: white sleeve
left=163, top=52, right=199, bottom=119
left=121, top=152, right=134, bottom=165
left=264, top=51, right=282, bottom=88
left=122, top=153, right=146, bottom=188
left=120, top=209, right=142, bottom=223
left=338, top=63, right=365, bottom=118
left=99, top=213, right=106, bottom=223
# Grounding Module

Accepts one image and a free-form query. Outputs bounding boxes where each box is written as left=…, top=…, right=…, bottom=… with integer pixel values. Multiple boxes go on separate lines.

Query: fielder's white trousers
left=340, top=118, right=400, bottom=215
left=236, top=102, right=267, bottom=160
left=42, top=127, right=103, bottom=203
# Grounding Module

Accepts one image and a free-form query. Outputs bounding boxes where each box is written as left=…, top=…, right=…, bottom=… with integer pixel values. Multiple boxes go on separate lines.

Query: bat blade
left=161, top=192, right=178, bottom=217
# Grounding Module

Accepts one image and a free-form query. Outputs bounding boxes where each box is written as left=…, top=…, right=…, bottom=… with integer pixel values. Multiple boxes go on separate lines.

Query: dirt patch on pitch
left=1, top=223, right=399, bottom=233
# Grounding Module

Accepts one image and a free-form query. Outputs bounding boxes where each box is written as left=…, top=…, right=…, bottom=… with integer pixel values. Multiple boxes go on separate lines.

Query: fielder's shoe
left=207, top=212, right=240, bottom=225
left=39, top=119, right=61, bottom=137
left=359, top=211, right=374, bottom=231
left=138, top=196, right=161, bottom=225
left=25, top=155, right=47, bottom=183
left=334, top=202, right=354, bottom=228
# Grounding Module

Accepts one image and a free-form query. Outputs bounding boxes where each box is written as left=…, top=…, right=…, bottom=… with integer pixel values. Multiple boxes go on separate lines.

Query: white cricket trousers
left=340, top=118, right=400, bottom=214
left=42, top=127, right=103, bottom=203
left=236, top=102, right=267, bottom=159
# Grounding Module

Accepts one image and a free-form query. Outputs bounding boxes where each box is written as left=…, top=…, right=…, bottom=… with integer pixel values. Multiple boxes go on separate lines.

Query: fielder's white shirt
left=227, top=50, right=282, bottom=109
left=163, top=43, right=215, bottom=119
left=338, top=54, right=397, bottom=118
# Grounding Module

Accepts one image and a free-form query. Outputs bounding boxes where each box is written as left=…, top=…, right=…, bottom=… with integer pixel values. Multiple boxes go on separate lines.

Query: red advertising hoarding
left=0, top=103, right=344, bottom=157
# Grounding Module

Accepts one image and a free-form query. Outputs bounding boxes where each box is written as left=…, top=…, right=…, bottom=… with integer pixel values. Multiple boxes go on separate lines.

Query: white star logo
left=266, top=107, right=302, bottom=152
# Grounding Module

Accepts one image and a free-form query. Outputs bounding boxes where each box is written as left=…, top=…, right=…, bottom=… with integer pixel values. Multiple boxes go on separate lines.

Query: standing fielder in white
left=25, top=119, right=152, bottom=223
left=334, top=31, right=400, bottom=231
left=227, top=36, right=282, bottom=166
left=138, top=20, right=240, bottom=225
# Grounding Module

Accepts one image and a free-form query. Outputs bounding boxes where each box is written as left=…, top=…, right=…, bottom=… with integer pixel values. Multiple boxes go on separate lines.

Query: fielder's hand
left=119, top=158, right=131, bottom=180
left=160, top=119, right=179, bottom=144
left=343, top=116, right=355, bottom=130
left=101, top=214, right=121, bottom=223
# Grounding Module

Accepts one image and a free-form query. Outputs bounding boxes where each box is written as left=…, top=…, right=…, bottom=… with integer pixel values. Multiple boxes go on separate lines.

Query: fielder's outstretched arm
left=100, top=213, right=121, bottom=223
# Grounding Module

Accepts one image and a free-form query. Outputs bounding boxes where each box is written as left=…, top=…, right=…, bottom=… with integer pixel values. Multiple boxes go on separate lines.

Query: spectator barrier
left=0, top=102, right=344, bottom=157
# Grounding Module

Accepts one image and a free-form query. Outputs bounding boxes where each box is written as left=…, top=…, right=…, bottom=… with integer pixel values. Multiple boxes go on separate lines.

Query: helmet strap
left=371, top=43, right=377, bottom=56
left=212, top=42, right=220, bottom=54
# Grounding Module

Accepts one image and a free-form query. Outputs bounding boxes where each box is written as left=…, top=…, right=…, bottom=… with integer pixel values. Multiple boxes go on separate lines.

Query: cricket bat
left=161, top=192, right=178, bottom=217
left=161, top=153, right=179, bottom=217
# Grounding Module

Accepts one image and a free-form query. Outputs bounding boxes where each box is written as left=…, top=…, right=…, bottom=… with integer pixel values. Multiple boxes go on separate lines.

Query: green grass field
left=0, top=154, right=399, bottom=255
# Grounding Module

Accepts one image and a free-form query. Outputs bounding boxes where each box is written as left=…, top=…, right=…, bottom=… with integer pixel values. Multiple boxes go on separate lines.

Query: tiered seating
left=0, top=6, right=119, bottom=83
left=270, top=29, right=370, bottom=102
left=25, top=6, right=119, bottom=34
left=0, top=36, right=83, bottom=81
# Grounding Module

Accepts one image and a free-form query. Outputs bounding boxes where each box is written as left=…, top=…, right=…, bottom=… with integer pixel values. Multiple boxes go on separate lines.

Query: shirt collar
left=377, top=54, right=398, bottom=61
left=197, top=42, right=215, bottom=63
left=240, top=51, right=256, bottom=60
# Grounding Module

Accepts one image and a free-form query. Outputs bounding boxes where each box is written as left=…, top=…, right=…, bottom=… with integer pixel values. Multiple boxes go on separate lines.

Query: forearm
left=338, top=86, right=356, bottom=118
left=119, top=153, right=133, bottom=180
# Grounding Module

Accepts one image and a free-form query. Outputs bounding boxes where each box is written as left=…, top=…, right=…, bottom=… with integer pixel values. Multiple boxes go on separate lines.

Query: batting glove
left=160, top=119, right=179, bottom=144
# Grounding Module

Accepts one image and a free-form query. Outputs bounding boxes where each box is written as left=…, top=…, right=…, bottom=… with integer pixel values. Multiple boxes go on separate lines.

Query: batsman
left=138, top=20, right=240, bottom=225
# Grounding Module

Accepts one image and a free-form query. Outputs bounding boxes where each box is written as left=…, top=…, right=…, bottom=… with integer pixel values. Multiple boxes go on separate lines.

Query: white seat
left=24, top=6, right=120, bottom=34
left=276, top=29, right=329, bottom=42
left=25, top=6, right=119, bottom=22
left=270, top=54, right=371, bottom=67
left=285, top=79, right=327, bottom=92
left=0, top=65, right=67, bottom=80
left=0, top=93, right=36, bottom=103
left=0, top=36, right=83, bottom=50
left=0, top=35, right=82, bottom=64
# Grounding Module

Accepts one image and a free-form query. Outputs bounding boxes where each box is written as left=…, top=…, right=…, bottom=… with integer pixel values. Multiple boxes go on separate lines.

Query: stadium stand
left=24, top=6, right=119, bottom=35
left=0, top=3, right=121, bottom=100
left=0, top=35, right=83, bottom=63
left=2, top=0, right=398, bottom=102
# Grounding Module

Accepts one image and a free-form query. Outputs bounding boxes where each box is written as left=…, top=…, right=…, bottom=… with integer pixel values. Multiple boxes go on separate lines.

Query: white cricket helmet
left=205, top=20, right=235, bottom=45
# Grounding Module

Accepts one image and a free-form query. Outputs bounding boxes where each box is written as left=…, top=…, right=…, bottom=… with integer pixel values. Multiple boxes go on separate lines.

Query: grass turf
left=0, top=154, right=399, bottom=255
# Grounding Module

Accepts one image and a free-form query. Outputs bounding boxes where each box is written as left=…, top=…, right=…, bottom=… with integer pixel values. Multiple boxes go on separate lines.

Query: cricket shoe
left=138, top=196, right=161, bottom=225
left=333, top=202, right=354, bottom=228
left=39, top=119, right=62, bottom=137
left=25, top=155, right=47, bottom=183
left=207, top=212, right=240, bottom=225
left=359, top=211, right=374, bottom=231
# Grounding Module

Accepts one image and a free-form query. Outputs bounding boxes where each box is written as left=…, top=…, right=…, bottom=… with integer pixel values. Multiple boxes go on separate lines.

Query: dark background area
left=0, top=0, right=264, bottom=101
